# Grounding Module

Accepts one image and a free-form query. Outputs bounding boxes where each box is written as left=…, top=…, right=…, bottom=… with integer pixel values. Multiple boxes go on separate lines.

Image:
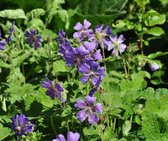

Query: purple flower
left=73, top=19, right=93, bottom=41
left=83, top=41, right=102, bottom=61
left=11, top=113, right=34, bottom=137
left=105, top=35, right=127, bottom=56
left=150, top=62, right=159, bottom=72
left=74, top=96, right=102, bottom=124
left=78, top=60, right=105, bottom=86
left=0, top=40, right=6, bottom=50
left=53, top=131, right=80, bottom=141
left=7, top=21, right=15, bottom=43
left=64, top=45, right=90, bottom=68
left=24, top=29, right=43, bottom=49
left=89, top=24, right=112, bottom=48
left=41, top=77, right=65, bottom=102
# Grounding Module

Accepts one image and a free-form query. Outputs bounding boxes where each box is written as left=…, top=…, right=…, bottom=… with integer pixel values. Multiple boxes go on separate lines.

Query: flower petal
left=76, top=110, right=87, bottom=122
left=85, top=96, right=96, bottom=105
left=83, top=19, right=91, bottom=29
left=93, top=103, right=103, bottom=114
left=74, top=99, right=86, bottom=109
left=80, top=75, right=90, bottom=84
left=74, top=22, right=83, bottom=30
left=88, top=110, right=99, bottom=124
left=67, top=131, right=80, bottom=141
left=53, top=134, right=66, bottom=141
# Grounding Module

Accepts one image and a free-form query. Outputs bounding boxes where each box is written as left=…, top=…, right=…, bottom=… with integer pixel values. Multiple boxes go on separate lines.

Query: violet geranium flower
left=53, top=131, right=80, bottom=141
left=73, top=19, right=93, bottom=41
left=78, top=60, right=105, bottom=86
left=89, top=24, right=112, bottom=48
left=105, top=35, right=127, bottom=56
left=75, top=96, right=102, bottom=124
left=64, top=45, right=90, bottom=68
left=41, top=77, right=65, bottom=102
left=24, top=29, right=43, bottom=49
left=11, top=113, right=34, bottom=137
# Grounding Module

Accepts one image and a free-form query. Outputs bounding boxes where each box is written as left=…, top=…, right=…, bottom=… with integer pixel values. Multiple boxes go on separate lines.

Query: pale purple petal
left=74, top=22, right=83, bottom=30
left=93, top=103, right=103, bottom=114
left=117, top=34, right=125, bottom=43
left=76, top=110, right=87, bottom=122
left=73, top=32, right=83, bottom=39
left=74, top=99, right=86, bottom=109
left=83, top=19, right=91, bottom=29
left=80, top=75, right=90, bottom=84
left=119, top=44, right=126, bottom=52
left=53, top=134, right=66, bottom=141
left=92, top=76, right=99, bottom=86
left=67, top=131, right=80, bottom=141
left=85, top=96, right=96, bottom=106
left=84, top=41, right=96, bottom=52
left=112, top=49, right=119, bottom=56
left=78, top=63, right=90, bottom=74
left=93, top=49, right=102, bottom=60
left=95, top=67, right=105, bottom=76
left=88, top=110, right=99, bottom=124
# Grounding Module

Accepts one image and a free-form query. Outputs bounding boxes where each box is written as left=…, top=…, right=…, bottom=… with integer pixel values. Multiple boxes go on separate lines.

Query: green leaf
left=135, top=0, right=150, bottom=7
left=147, top=27, right=164, bottom=36
left=142, top=94, right=168, bottom=140
left=0, top=124, right=11, bottom=140
left=53, top=60, right=68, bottom=75
left=101, top=127, right=115, bottom=140
left=144, top=10, right=166, bottom=26
left=36, top=88, right=54, bottom=109
left=6, top=83, right=35, bottom=104
left=61, top=105, right=72, bottom=117
left=0, top=9, right=26, bottom=19
left=120, top=72, right=147, bottom=92
left=148, top=51, right=168, bottom=59
left=26, top=8, right=45, bottom=18
left=122, top=120, right=132, bottom=136
left=27, top=19, right=45, bottom=31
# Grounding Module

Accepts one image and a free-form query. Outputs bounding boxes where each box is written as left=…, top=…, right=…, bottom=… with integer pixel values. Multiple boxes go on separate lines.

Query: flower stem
left=50, top=114, right=57, bottom=134
left=102, top=48, right=110, bottom=94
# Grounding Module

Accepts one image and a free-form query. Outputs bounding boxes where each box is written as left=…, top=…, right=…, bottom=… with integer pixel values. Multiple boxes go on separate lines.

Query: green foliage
left=0, top=0, right=168, bottom=140
left=0, top=124, right=11, bottom=141
left=0, top=9, right=26, bottom=19
left=142, top=95, right=168, bottom=140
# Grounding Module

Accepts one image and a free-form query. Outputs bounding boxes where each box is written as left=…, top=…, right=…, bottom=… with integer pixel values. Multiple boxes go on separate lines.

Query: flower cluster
left=74, top=96, right=102, bottom=124
left=41, top=77, right=65, bottom=102
left=53, top=131, right=80, bottom=141
left=0, top=21, right=44, bottom=50
left=11, top=113, right=34, bottom=137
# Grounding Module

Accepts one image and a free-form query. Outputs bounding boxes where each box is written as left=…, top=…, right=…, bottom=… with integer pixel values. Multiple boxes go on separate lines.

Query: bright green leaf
left=144, top=10, right=166, bottom=26
left=147, top=27, right=164, bottom=36
left=0, top=9, right=26, bottom=19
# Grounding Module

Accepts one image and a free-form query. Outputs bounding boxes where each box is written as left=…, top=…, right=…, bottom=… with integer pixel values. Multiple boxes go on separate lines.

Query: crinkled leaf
left=0, top=9, right=26, bottom=19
